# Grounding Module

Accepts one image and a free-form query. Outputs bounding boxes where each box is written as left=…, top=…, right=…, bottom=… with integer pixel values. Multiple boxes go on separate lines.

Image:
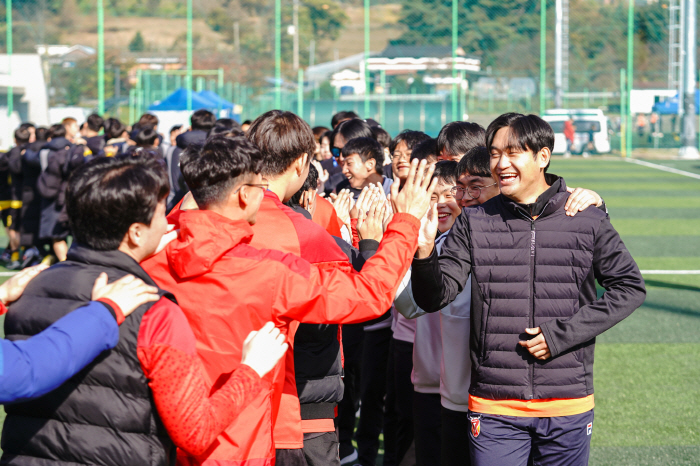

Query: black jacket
left=411, top=175, right=646, bottom=401
left=167, top=130, right=208, bottom=211
left=2, top=246, right=176, bottom=466
left=17, top=140, right=51, bottom=246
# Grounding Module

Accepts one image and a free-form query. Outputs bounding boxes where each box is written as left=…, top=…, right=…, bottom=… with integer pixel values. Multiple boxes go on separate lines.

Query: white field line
left=625, top=158, right=700, bottom=180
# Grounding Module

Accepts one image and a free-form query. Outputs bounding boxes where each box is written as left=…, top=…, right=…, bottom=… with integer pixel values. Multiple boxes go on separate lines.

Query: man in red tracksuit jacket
left=142, top=134, right=436, bottom=466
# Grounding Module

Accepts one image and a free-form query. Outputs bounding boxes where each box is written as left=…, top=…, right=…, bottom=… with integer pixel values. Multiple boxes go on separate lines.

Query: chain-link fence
left=1, top=0, right=698, bottom=152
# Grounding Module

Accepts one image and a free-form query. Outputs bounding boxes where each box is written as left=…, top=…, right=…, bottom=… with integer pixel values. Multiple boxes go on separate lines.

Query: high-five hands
left=241, top=322, right=289, bottom=378
left=390, top=159, right=437, bottom=221
left=358, top=197, right=388, bottom=242
left=416, top=203, right=439, bottom=259
left=518, top=327, right=551, bottom=360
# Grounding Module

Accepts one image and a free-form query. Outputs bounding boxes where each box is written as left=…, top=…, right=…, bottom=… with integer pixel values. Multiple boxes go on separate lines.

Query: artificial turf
left=0, top=156, right=698, bottom=465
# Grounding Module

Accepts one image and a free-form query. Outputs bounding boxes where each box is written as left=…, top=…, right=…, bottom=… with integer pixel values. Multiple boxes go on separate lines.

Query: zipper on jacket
left=528, top=219, right=536, bottom=400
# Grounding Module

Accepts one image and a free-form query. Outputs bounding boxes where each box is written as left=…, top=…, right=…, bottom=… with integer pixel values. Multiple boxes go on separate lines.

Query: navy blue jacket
left=0, top=302, right=118, bottom=403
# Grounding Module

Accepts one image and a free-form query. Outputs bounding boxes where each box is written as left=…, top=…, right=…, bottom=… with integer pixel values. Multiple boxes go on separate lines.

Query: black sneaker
left=339, top=446, right=358, bottom=465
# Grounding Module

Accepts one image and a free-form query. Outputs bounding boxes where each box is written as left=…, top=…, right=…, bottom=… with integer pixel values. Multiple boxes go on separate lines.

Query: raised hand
left=390, top=159, right=437, bottom=221
left=565, top=187, right=603, bottom=217
left=311, top=160, right=329, bottom=185
left=332, top=189, right=354, bottom=226
left=91, top=273, right=160, bottom=318
left=240, top=322, right=289, bottom=378
left=416, top=203, right=439, bottom=259
left=0, top=264, right=49, bottom=305
left=358, top=198, right=387, bottom=242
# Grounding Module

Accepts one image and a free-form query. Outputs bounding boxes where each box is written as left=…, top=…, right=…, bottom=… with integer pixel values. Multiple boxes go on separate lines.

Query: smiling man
left=410, top=113, right=646, bottom=466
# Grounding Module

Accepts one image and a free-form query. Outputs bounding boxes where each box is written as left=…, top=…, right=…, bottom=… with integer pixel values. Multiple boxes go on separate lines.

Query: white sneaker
left=340, top=449, right=358, bottom=465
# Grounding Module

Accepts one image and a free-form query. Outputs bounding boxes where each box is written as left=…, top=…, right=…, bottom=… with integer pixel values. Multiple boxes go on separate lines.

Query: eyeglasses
left=331, top=147, right=342, bottom=158
left=392, top=151, right=412, bottom=161
left=234, top=183, right=269, bottom=194
left=450, top=182, right=497, bottom=200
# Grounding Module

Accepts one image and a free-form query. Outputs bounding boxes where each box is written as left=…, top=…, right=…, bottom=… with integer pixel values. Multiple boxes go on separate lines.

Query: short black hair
left=47, top=123, right=66, bottom=140
left=288, top=163, right=318, bottom=207
left=390, top=130, right=431, bottom=154
left=341, top=137, right=384, bottom=175
left=371, top=126, right=392, bottom=149
left=333, top=119, right=373, bottom=147
left=331, top=111, right=359, bottom=128
left=456, top=146, right=491, bottom=178
left=170, top=124, right=183, bottom=134
left=246, top=110, right=316, bottom=178
left=138, top=113, right=159, bottom=128
left=411, top=138, right=438, bottom=162
left=436, top=122, right=486, bottom=158
left=35, top=127, right=48, bottom=142
left=87, top=114, right=104, bottom=132
left=208, top=118, right=243, bottom=138
left=312, top=126, right=329, bottom=141
left=14, top=127, right=31, bottom=145
left=19, top=122, right=35, bottom=131
left=134, top=127, right=159, bottom=147
left=191, top=109, right=217, bottom=131
left=485, top=113, right=554, bottom=172
left=104, top=118, right=127, bottom=140
left=180, top=134, right=263, bottom=208
left=432, top=160, right=458, bottom=185
left=67, top=157, right=169, bottom=251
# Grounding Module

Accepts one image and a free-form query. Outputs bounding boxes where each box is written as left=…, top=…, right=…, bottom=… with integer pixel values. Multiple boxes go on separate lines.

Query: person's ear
left=366, top=158, right=376, bottom=173
left=296, top=153, right=309, bottom=175
left=537, top=147, right=551, bottom=170
left=126, top=223, right=144, bottom=247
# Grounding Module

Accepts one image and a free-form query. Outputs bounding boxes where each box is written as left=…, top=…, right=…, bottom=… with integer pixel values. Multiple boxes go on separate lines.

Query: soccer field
left=0, top=156, right=698, bottom=465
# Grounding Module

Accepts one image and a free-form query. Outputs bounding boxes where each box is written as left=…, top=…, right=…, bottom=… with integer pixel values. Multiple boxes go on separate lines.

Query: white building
left=0, top=54, right=50, bottom=150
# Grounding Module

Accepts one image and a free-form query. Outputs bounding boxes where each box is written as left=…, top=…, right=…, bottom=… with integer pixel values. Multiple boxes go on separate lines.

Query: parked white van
left=542, top=109, right=611, bottom=154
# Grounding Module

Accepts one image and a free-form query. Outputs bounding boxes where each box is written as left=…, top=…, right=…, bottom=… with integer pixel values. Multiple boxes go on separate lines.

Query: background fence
left=1, top=0, right=698, bottom=152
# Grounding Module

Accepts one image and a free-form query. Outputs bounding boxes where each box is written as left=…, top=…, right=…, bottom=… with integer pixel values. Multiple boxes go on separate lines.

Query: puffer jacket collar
left=500, top=173, right=569, bottom=220
left=67, top=244, right=157, bottom=286
left=42, top=137, right=73, bottom=151
left=167, top=209, right=254, bottom=279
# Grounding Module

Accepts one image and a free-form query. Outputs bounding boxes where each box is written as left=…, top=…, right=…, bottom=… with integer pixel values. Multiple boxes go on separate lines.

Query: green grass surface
left=1, top=157, right=699, bottom=465
left=552, top=157, right=700, bottom=466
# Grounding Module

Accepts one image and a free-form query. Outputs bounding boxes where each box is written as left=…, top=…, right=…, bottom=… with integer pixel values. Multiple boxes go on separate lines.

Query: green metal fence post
left=186, top=0, right=193, bottom=111
left=451, top=0, right=458, bottom=121
left=275, top=0, right=282, bottom=109
left=297, top=69, right=304, bottom=117
left=6, top=0, right=12, bottom=117
left=539, top=0, right=546, bottom=114
left=136, top=68, right=143, bottom=117
left=97, top=0, right=105, bottom=115
left=364, top=0, right=370, bottom=117
left=161, top=72, right=167, bottom=100
left=459, top=71, right=466, bottom=120
left=217, top=68, right=224, bottom=114
left=129, top=88, right=135, bottom=125
left=620, top=68, right=626, bottom=157
left=144, top=71, right=151, bottom=111
left=626, top=0, right=634, bottom=158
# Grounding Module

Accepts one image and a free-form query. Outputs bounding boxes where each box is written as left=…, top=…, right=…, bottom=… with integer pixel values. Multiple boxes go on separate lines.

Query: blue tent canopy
left=198, top=90, right=234, bottom=109
left=652, top=90, right=700, bottom=115
left=148, top=88, right=218, bottom=111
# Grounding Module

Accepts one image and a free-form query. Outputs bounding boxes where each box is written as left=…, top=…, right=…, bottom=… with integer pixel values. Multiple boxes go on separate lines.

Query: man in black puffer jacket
left=166, top=109, right=216, bottom=211
left=411, top=113, right=646, bottom=466
left=2, top=157, right=270, bottom=466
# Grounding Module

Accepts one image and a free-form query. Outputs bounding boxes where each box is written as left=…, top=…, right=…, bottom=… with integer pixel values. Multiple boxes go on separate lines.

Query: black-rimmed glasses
left=450, top=182, right=497, bottom=200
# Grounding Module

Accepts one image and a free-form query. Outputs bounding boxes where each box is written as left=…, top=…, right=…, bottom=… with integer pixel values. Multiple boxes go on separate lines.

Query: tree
left=129, top=31, right=145, bottom=52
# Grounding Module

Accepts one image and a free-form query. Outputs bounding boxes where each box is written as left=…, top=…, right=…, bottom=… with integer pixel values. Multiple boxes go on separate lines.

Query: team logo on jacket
left=470, top=416, right=481, bottom=438
left=587, top=422, right=593, bottom=436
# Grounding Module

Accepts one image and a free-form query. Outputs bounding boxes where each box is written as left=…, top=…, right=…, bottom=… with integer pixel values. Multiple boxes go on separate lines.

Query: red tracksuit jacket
left=142, top=207, right=420, bottom=466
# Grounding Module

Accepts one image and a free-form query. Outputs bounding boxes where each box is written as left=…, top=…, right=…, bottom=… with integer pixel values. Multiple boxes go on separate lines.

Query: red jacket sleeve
left=137, top=297, right=265, bottom=456
left=271, top=213, right=420, bottom=325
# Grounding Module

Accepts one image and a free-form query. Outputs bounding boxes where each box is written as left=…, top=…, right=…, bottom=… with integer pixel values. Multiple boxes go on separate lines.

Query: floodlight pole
left=620, top=68, right=626, bottom=157
left=626, top=0, right=634, bottom=158
left=97, top=0, right=105, bottom=115
left=274, top=0, right=282, bottom=108
left=451, top=0, right=458, bottom=121
left=364, top=0, right=370, bottom=117
left=679, top=0, right=699, bottom=158
left=539, top=0, right=546, bottom=113
left=6, top=0, right=12, bottom=117
left=554, top=0, right=562, bottom=108
left=186, top=0, right=193, bottom=111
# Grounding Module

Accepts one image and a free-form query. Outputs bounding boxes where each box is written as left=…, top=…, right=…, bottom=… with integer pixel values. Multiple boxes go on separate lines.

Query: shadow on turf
left=644, top=279, right=700, bottom=294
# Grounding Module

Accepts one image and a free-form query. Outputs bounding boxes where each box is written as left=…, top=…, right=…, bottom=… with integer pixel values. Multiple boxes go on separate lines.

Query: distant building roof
left=35, top=44, right=95, bottom=58
left=379, top=45, right=468, bottom=59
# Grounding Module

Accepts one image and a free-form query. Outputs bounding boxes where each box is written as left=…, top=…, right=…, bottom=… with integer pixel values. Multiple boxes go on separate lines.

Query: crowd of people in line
left=0, top=108, right=646, bottom=466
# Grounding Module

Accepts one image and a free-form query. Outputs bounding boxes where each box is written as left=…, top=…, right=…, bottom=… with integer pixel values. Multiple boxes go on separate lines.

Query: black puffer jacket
left=412, top=175, right=646, bottom=401
left=2, top=246, right=177, bottom=466
left=167, top=130, right=208, bottom=211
